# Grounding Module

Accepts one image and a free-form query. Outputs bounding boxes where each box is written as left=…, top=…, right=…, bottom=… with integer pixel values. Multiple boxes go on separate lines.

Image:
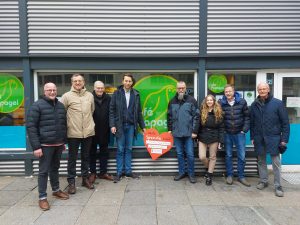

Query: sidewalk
left=0, top=174, right=300, bottom=225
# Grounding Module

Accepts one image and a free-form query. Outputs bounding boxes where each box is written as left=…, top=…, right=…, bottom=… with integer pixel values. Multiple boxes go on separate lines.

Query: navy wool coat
left=250, top=95, right=290, bottom=156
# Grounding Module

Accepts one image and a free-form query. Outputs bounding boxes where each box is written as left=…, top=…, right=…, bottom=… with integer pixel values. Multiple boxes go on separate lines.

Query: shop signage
left=144, top=128, right=173, bottom=160
left=134, top=75, right=177, bottom=133
left=0, top=74, right=24, bottom=113
left=207, top=74, right=227, bottom=93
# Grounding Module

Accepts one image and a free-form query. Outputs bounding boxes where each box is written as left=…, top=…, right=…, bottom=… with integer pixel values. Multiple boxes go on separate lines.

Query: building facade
left=0, top=0, right=299, bottom=175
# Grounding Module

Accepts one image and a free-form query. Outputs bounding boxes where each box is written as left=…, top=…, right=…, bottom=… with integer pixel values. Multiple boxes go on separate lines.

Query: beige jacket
left=61, top=87, right=95, bottom=138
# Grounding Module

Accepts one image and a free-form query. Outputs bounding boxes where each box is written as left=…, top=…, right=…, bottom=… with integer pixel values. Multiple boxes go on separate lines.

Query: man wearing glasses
left=27, top=82, right=69, bottom=211
left=61, top=74, right=95, bottom=194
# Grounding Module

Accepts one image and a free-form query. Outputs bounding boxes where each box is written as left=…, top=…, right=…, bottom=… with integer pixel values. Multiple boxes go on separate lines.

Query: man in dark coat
left=89, top=81, right=113, bottom=183
left=167, top=81, right=200, bottom=183
left=220, top=84, right=250, bottom=187
left=109, top=73, right=146, bottom=183
left=27, top=82, right=69, bottom=211
left=250, top=82, right=290, bottom=197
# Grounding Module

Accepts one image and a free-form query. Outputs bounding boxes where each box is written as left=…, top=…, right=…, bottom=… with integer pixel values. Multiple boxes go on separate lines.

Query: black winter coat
left=198, top=111, right=224, bottom=144
left=167, top=94, right=200, bottom=137
left=26, top=96, right=67, bottom=150
left=109, top=86, right=145, bottom=138
left=93, top=91, right=111, bottom=146
left=220, top=92, right=250, bottom=134
left=250, top=95, right=290, bottom=156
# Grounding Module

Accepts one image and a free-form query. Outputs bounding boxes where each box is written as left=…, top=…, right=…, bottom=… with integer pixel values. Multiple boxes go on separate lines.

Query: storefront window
left=37, top=71, right=195, bottom=146
left=0, top=72, right=25, bottom=149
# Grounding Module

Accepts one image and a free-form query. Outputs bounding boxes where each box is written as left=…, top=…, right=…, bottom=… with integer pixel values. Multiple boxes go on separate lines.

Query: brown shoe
left=89, top=173, right=96, bottom=184
left=39, top=199, right=50, bottom=211
left=67, top=183, right=76, bottom=195
left=98, top=173, right=114, bottom=181
left=52, top=190, right=69, bottom=200
left=82, top=177, right=95, bottom=189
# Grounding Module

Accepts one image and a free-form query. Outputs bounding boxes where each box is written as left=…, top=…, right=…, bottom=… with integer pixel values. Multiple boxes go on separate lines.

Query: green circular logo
left=135, top=75, right=177, bottom=133
left=0, top=74, right=24, bottom=113
left=208, top=74, right=227, bottom=93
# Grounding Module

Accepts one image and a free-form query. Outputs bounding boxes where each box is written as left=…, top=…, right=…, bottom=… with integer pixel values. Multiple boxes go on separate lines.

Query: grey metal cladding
left=27, top=0, right=200, bottom=55
left=0, top=1, right=20, bottom=54
left=207, top=0, right=300, bottom=54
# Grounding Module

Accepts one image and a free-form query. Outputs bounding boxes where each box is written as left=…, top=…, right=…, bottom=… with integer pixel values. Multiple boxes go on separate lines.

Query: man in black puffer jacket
left=220, top=84, right=250, bottom=187
left=27, top=82, right=69, bottom=211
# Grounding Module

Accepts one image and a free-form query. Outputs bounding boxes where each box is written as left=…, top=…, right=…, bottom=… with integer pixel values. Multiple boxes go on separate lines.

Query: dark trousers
left=38, top=145, right=63, bottom=199
left=67, top=137, right=92, bottom=184
left=90, top=136, right=109, bottom=174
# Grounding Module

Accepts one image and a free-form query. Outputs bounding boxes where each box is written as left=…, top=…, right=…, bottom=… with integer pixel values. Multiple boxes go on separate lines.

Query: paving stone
left=0, top=190, right=29, bottom=206
left=193, top=205, right=238, bottom=225
left=122, top=190, right=155, bottom=206
left=126, top=176, right=155, bottom=191
left=0, top=206, right=9, bottom=216
left=2, top=177, right=37, bottom=191
left=155, top=176, right=186, bottom=191
left=118, top=205, right=156, bottom=225
left=187, top=190, right=224, bottom=206
left=75, top=205, right=119, bottom=225
left=95, top=179, right=127, bottom=192
left=0, top=205, right=41, bottom=225
left=87, top=190, right=124, bottom=206
left=34, top=205, right=83, bottom=225
left=157, top=205, right=198, bottom=225
left=156, top=190, right=189, bottom=206
left=0, top=176, right=16, bottom=190
left=219, top=191, right=261, bottom=206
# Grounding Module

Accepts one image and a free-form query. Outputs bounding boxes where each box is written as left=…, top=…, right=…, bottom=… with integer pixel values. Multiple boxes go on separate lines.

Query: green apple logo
left=208, top=74, right=227, bottom=93
left=135, top=75, right=177, bottom=133
left=0, top=74, right=24, bottom=113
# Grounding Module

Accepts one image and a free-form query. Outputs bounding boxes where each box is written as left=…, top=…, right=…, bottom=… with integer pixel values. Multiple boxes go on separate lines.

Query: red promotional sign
left=143, top=128, right=174, bottom=160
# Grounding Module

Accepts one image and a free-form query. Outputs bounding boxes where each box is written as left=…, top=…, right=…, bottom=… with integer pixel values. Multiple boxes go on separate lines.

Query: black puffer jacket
left=198, top=111, right=224, bottom=144
left=220, top=92, right=250, bottom=134
left=26, top=96, right=67, bottom=150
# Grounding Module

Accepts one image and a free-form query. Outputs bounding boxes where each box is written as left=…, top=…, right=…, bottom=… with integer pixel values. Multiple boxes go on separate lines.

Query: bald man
left=27, top=83, right=69, bottom=211
left=89, top=81, right=113, bottom=183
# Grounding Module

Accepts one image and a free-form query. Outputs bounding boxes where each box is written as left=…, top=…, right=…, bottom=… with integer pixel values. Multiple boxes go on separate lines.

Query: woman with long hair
left=198, top=95, right=224, bottom=185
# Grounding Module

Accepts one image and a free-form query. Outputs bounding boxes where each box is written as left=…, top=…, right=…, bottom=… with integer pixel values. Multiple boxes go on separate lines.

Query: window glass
left=0, top=72, right=25, bottom=149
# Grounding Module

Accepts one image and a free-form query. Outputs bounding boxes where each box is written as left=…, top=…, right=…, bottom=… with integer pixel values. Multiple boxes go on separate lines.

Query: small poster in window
left=244, top=91, right=255, bottom=106
left=237, top=91, right=244, bottom=98
left=215, top=95, right=223, bottom=102
left=286, top=97, right=300, bottom=108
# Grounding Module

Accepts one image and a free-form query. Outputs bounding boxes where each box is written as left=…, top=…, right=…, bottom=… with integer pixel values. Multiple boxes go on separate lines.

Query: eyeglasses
left=45, top=89, right=57, bottom=92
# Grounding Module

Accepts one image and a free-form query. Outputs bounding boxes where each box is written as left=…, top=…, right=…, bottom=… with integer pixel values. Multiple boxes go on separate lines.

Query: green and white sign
left=135, top=75, right=177, bottom=133
left=208, top=74, right=227, bottom=93
left=0, top=74, right=24, bottom=113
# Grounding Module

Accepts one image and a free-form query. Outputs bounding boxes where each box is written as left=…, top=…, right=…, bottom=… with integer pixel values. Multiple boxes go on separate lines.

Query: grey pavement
left=0, top=174, right=300, bottom=225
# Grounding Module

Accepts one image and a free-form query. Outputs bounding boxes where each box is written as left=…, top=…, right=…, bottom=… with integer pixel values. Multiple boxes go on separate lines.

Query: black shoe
left=204, top=168, right=208, bottom=178
left=125, top=173, right=140, bottom=179
left=174, top=173, right=186, bottom=181
left=206, top=173, right=213, bottom=186
left=189, top=175, right=196, bottom=184
left=113, top=175, right=121, bottom=183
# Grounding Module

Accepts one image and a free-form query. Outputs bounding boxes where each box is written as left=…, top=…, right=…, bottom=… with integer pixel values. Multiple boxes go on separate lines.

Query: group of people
left=26, top=73, right=290, bottom=211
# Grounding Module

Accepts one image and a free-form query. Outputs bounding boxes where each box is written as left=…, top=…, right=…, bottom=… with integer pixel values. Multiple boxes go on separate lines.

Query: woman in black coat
left=198, top=94, right=224, bottom=185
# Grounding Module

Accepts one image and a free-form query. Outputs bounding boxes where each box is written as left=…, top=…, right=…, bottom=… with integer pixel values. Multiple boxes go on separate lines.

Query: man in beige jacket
left=61, top=74, right=95, bottom=194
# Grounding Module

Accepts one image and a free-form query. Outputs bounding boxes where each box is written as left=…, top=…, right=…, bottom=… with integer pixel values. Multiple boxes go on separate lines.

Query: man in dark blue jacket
left=27, top=83, right=69, bottom=211
left=167, top=81, right=199, bottom=183
left=250, top=82, right=290, bottom=197
left=220, top=84, right=250, bottom=186
left=109, top=73, right=146, bottom=183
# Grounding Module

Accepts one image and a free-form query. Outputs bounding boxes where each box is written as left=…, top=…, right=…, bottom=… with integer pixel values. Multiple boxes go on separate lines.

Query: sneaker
left=39, top=199, right=50, bottom=211
left=174, top=173, right=186, bottom=181
left=238, top=178, right=251, bottom=187
left=226, top=176, right=233, bottom=185
left=275, top=186, right=284, bottom=197
left=113, top=175, right=121, bottom=183
left=52, top=190, right=69, bottom=200
left=125, top=173, right=140, bottom=179
left=256, top=182, right=268, bottom=190
left=189, top=175, right=196, bottom=184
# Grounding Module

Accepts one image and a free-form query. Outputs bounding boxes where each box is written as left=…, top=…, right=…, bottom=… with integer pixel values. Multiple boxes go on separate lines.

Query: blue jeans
left=224, top=133, right=246, bottom=178
left=116, top=124, right=134, bottom=176
left=174, top=137, right=195, bottom=176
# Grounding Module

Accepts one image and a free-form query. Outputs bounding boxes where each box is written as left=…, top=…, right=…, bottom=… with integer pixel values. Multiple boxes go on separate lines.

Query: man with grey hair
left=167, top=81, right=199, bottom=183
left=27, top=82, right=69, bottom=211
left=250, top=82, right=290, bottom=197
left=88, top=81, right=113, bottom=183
left=61, top=74, right=95, bottom=194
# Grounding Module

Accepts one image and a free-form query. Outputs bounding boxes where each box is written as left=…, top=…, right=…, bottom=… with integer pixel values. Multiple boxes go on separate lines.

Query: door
left=275, top=73, right=300, bottom=165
